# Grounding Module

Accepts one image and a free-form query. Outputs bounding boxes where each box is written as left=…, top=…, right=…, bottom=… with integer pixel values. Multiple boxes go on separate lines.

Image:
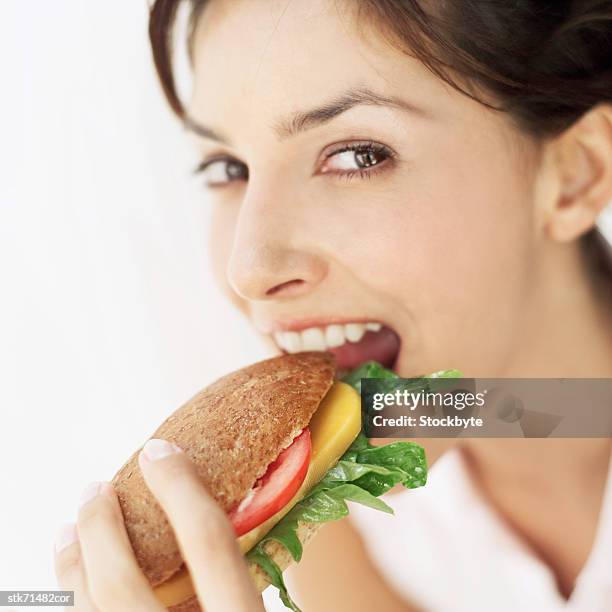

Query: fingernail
left=55, top=522, right=77, bottom=553
left=79, top=481, right=103, bottom=507
left=140, top=438, right=183, bottom=463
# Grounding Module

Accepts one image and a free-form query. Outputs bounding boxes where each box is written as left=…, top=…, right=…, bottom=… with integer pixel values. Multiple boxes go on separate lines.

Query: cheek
left=326, top=166, right=536, bottom=304
left=402, top=173, right=535, bottom=314
left=413, top=142, right=537, bottom=323
left=324, top=138, right=538, bottom=370
left=208, top=201, right=245, bottom=310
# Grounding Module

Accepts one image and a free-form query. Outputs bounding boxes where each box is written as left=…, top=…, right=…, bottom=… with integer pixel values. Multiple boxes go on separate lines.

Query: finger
left=77, top=481, right=165, bottom=612
left=139, top=439, right=264, bottom=612
left=54, top=522, right=98, bottom=612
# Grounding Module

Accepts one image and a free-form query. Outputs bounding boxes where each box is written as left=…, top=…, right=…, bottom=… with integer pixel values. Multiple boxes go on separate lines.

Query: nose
left=226, top=185, right=328, bottom=301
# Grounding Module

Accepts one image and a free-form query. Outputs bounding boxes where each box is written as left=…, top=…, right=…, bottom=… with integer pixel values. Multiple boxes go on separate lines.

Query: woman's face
left=189, top=0, right=543, bottom=376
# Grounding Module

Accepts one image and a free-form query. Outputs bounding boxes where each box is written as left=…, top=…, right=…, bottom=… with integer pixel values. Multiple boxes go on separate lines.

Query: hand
left=54, top=439, right=266, bottom=612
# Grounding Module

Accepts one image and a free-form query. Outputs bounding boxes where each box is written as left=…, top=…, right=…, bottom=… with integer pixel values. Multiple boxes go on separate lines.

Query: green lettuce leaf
left=341, top=361, right=398, bottom=393
left=248, top=548, right=300, bottom=611
left=247, top=361, right=457, bottom=611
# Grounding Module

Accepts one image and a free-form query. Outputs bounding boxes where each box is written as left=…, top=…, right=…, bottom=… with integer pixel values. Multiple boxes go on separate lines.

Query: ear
left=543, top=104, right=612, bottom=242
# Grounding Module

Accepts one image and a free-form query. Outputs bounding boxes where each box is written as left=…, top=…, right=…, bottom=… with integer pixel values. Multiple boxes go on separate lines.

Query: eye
left=194, top=157, right=248, bottom=187
left=318, top=140, right=395, bottom=179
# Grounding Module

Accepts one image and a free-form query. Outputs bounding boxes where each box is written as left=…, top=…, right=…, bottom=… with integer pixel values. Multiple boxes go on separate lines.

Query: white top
left=348, top=448, right=612, bottom=612
left=262, top=448, right=612, bottom=611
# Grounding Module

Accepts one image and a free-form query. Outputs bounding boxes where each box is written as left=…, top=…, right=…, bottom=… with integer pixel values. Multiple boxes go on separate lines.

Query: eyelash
left=194, top=140, right=396, bottom=188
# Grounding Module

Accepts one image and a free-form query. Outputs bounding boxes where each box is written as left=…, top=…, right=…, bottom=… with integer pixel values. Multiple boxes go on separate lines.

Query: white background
left=1, top=2, right=611, bottom=610
left=0, top=1, right=270, bottom=607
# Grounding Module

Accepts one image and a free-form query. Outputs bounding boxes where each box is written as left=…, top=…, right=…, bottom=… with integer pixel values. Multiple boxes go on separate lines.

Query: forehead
left=188, top=0, right=451, bottom=133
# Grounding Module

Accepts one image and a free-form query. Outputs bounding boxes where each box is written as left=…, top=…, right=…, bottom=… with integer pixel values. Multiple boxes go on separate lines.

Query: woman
left=54, top=0, right=612, bottom=610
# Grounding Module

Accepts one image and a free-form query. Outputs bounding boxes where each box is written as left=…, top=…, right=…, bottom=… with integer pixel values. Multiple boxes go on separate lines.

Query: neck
left=460, top=232, right=612, bottom=598
left=503, top=233, right=612, bottom=377
left=463, top=437, right=611, bottom=598
left=465, top=438, right=612, bottom=488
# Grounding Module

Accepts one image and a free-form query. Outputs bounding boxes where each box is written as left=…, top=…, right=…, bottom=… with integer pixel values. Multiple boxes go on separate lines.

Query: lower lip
left=327, top=326, right=401, bottom=371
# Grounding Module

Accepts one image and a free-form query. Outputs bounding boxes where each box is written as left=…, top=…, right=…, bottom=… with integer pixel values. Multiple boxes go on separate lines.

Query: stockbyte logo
left=361, top=378, right=612, bottom=438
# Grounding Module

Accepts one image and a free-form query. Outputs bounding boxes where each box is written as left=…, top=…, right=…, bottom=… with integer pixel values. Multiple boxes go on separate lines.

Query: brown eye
left=319, top=141, right=394, bottom=176
left=196, top=158, right=248, bottom=187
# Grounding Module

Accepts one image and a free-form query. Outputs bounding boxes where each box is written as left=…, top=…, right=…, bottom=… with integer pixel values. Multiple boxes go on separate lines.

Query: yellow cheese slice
left=154, top=380, right=361, bottom=607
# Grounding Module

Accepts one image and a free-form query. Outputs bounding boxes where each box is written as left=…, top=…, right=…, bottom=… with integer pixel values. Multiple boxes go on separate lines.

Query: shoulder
left=284, top=518, right=419, bottom=612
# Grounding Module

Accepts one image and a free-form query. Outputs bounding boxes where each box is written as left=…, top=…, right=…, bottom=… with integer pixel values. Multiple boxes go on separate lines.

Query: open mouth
left=273, top=322, right=401, bottom=372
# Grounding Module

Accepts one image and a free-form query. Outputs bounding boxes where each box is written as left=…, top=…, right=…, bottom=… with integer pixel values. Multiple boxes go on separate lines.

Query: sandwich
left=112, top=352, right=452, bottom=611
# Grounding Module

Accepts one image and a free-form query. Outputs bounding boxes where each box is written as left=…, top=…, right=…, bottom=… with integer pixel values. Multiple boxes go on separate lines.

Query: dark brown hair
left=149, top=0, right=612, bottom=138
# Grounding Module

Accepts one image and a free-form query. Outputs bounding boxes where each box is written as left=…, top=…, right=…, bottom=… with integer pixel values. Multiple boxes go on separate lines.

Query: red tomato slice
left=229, top=428, right=311, bottom=537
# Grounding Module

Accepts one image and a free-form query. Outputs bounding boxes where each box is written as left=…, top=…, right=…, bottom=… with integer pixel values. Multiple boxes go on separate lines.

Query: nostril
left=266, top=279, right=306, bottom=297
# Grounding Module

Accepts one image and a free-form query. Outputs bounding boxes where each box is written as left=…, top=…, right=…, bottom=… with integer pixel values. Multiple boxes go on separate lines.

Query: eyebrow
left=184, top=86, right=426, bottom=144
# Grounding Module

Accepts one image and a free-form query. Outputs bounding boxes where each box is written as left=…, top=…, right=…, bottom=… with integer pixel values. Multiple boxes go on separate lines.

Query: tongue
left=328, top=326, right=400, bottom=371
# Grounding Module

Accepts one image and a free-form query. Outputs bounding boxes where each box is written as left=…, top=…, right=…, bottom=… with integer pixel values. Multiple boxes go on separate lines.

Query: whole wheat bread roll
left=112, top=352, right=335, bottom=601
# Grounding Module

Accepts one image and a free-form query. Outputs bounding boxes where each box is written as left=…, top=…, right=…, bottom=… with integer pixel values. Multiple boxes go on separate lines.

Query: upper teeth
left=274, top=322, right=382, bottom=353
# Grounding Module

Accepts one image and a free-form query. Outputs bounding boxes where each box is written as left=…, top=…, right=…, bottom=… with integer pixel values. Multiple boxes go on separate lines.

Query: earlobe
left=545, top=104, right=612, bottom=243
